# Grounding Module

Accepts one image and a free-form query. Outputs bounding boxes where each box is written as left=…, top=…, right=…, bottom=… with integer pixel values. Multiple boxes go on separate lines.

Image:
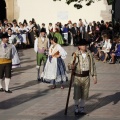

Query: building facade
left=2, top=0, right=113, bottom=25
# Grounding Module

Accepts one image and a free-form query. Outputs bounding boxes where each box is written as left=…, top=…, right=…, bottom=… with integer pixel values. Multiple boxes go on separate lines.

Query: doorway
left=0, top=0, right=6, bottom=23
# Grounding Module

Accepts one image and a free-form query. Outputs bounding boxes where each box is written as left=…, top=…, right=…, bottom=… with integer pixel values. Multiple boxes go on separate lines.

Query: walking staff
left=65, top=52, right=76, bottom=115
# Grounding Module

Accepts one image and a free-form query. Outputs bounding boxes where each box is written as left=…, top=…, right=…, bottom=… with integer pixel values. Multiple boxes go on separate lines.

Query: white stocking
left=0, top=79, right=3, bottom=89
left=36, top=66, right=40, bottom=79
left=38, top=68, right=40, bottom=79
left=79, top=99, right=85, bottom=107
left=74, top=99, right=79, bottom=106
left=5, top=78, right=10, bottom=91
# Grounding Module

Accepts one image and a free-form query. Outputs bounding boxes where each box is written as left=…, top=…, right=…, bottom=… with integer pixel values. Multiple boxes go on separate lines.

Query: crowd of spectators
left=0, top=18, right=120, bottom=64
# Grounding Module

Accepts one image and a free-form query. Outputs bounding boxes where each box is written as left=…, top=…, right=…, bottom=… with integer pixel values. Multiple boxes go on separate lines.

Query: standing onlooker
left=62, top=24, right=69, bottom=44
left=71, top=23, right=78, bottom=46
left=3, top=19, right=8, bottom=27
left=68, top=20, right=73, bottom=45
left=100, top=20, right=106, bottom=33
left=79, top=22, right=85, bottom=39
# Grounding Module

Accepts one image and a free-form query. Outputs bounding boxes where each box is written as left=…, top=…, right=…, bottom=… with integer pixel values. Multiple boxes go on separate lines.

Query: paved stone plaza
left=0, top=46, right=120, bottom=120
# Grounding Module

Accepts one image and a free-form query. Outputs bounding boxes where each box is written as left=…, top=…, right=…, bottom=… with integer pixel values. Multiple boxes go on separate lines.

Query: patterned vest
left=0, top=43, right=12, bottom=64
left=38, top=37, right=48, bottom=53
left=0, top=43, right=12, bottom=59
left=75, top=52, right=90, bottom=74
left=79, top=54, right=89, bottom=71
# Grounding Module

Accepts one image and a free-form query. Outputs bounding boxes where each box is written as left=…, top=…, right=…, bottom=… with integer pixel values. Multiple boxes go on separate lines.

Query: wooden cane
left=64, top=53, right=76, bottom=115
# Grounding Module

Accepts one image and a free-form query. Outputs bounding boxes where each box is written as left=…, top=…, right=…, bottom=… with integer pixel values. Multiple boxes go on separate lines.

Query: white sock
left=74, top=100, right=79, bottom=112
left=79, top=99, right=85, bottom=107
left=5, top=78, right=10, bottom=91
left=74, top=99, right=79, bottom=106
left=37, top=66, right=40, bottom=79
left=0, top=79, right=3, bottom=89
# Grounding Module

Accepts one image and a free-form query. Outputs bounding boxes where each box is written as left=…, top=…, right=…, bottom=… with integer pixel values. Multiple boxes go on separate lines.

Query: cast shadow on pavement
left=20, top=60, right=36, bottom=64
left=42, top=92, right=120, bottom=120
left=0, top=89, right=50, bottom=109
left=10, top=80, right=39, bottom=91
left=12, top=64, right=36, bottom=76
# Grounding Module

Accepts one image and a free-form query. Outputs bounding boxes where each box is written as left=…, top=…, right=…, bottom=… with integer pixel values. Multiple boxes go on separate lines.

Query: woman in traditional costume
left=53, top=24, right=64, bottom=45
left=18, top=24, right=27, bottom=44
left=42, top=37, right=67, bottom=89
left=12, top=45, right=21, bottom=68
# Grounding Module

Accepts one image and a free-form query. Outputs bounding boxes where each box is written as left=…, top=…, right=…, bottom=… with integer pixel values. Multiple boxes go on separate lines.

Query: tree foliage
left=53, top=0, right=102, bottom=9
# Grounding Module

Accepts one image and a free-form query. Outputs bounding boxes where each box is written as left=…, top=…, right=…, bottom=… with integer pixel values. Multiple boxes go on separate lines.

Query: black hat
left=78, top=39, right=89, bottom=46
left=40, top=28, right=46, bottom=33
left=2, top=33, right=9, bottom=39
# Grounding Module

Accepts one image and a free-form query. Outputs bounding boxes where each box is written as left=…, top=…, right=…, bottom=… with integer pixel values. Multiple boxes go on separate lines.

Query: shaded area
left=11, top=80, right=39, bottom=91
left=0, top=0, right=6, bottom=22
left=12, top=64, right=36, bottom=76
left=0, top=89, right=50, bottom=109
left=20, top=60, right=36, bottom=64
left=42, top=92, right=120, bottom=120
left=115, top=0, right=120, bottom=21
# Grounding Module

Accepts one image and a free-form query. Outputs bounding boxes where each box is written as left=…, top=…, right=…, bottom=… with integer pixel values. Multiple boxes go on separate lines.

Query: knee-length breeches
left=37, top=53, right=47, bottom=66
left=0, top=63, right=12, bottom=79
left=73, top=76, right=90, bottom=100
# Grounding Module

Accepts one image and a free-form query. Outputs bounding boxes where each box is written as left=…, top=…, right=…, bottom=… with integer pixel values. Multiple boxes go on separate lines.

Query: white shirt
left=11, top=26, right=19, bottom=33
left=82, top=53, right=86, bottom=59
left=41, top=37, right=45, bottom=42
left=103, top=39, right=111, bottom=50
left=81, top=52, right=89, bottom=71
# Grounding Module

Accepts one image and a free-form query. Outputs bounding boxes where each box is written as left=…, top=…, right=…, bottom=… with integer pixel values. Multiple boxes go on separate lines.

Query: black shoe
left=79, top=111, right=87, bottom=116
left=37, top=78, right=41, bottom=82
left=74, top=105, right=79, bottom=116
left=41, top=77, right=43, bottom=82
left=74, top=111, right=79, bottom=116
left=79, top=107, right=87, bottom=116
left=109, top=62, right=115, bottom=64
left=0, top=88, right=4, bottom=92
left=5, top=90, right=12, bottom=93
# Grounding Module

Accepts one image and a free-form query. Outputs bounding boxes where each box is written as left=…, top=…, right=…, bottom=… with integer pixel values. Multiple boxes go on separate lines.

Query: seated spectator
left=98, top=34, right=112, bottom=62
left=109, top=38, right=120, bottom=64
left=90, top=32, right=103, bottom=59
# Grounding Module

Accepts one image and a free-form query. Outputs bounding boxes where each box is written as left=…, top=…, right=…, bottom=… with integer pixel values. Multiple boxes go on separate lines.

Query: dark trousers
left=73, top=35, right=77, bottom=46
left=0, top=63, right=12, bottom=79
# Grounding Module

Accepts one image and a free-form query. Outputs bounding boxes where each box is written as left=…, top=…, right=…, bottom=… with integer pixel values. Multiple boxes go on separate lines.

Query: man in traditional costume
left=69, top=39, right=97, bottom=115
left=42, top=37, right=67, bottom=89
left=34, top=28, right=49, bottom=82
left=0, top=33, right=13, bottom=93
